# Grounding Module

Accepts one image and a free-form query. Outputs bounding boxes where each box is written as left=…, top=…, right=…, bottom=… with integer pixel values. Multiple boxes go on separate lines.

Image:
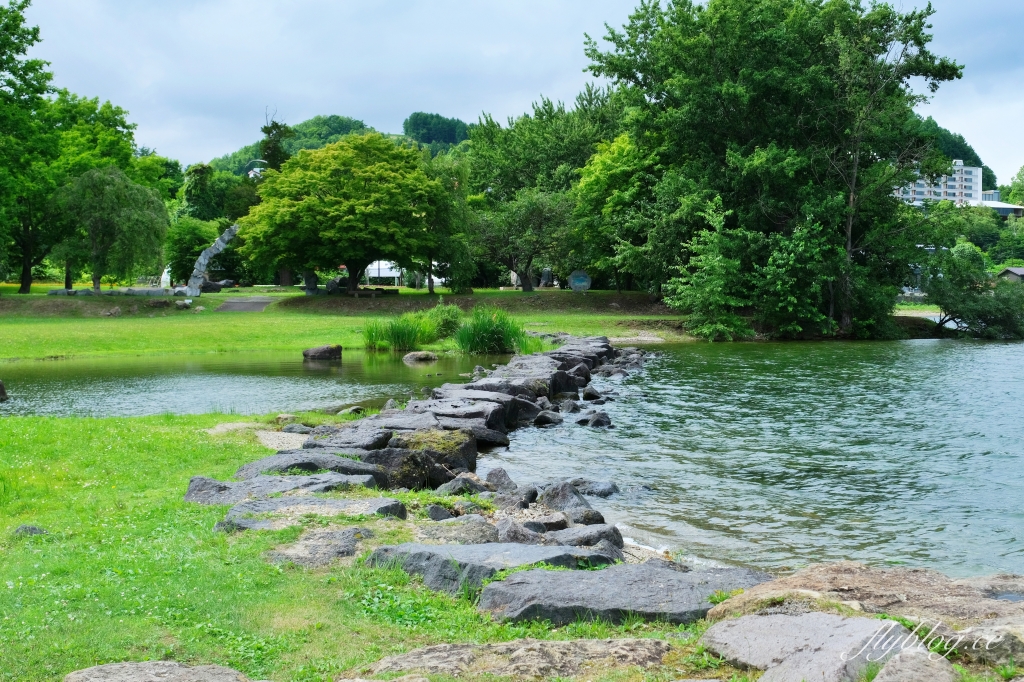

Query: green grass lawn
left=0, top=287, right=688, bottom=360
left=0, top=415, right=711, bottom=681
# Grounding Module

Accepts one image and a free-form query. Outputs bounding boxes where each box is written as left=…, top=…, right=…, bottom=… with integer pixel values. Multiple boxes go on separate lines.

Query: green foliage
left=164, top=217, right=219, bottom=283
left=362, top=318, right=388, bottom=351
left=454, top=306, right=530, bottom=354
left=240, top=133, right=441, bottom=294
left=425, top=299, right=463, bottom=338
left=996, top=657, right=1018, bottom=680
left=259, top=119, right=295, bottom=171
left=1007, top=166, right=1024, bottom=208
left=209, top=115, right=368, bottom=175
left=858, top=661, right=883, bottom=682
left=403, top=112, right=469, bottom=147
left=926, top=240, right=1024, bottom=339
left=53, top=166, right=168, bottom=290
left=362, top=311, right=443, bottom=352
left=918, top=116, right=998, bottom=190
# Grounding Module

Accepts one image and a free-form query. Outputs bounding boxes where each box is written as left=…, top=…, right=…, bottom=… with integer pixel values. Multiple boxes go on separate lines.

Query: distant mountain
left=210, top=115, right=369, bottom=175
left=919, top=116, right=997, bottom=190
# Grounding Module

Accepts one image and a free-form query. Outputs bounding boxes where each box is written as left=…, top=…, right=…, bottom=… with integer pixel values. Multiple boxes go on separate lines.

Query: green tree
left=54, top=166, right=168, bottom=291
left=420, top=150, right=474, bottom=294
left=1007, top=166, right=1024, bottom=207
left=480, top=188, right=574, bottom=292
left=164, top=217, right=219, bottom=284
left=209, top=115, right=367, bottom=175
left=240, top=132, right=440, bottom=293
left=917, top=116, right=997, bottom=190
left=925, top=240, right=1024, bottom=339
left=586, top=0, right=960, bottom=338
left=130, top=148, right=184, bottom=201
left=177, top=164, right=219, bottom=221
left=259, top=119, right=295, bottom=171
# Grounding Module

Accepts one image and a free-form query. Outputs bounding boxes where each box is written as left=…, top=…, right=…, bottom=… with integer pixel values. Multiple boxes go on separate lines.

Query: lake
left=2, top=340, right=1021, bottom=577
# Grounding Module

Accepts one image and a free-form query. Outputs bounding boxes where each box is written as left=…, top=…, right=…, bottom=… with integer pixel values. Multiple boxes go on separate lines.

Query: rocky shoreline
left=68, top=335, right=1024, bottom=681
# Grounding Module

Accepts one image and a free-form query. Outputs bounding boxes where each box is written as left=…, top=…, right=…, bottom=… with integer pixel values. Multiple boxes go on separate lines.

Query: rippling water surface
left=0, top=351, right=504, bottom=416
left=3, top=341, right=1022, bottom=576
left=490, top=340, right=1024, bottom=577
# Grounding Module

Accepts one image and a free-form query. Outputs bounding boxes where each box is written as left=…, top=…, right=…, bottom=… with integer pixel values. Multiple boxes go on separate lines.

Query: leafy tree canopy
left=239, top=132, right=440, bottom=293
left=209, top=115, right=368, bottom=175
left=403, top=112, right=470, bottom=145
left=917, top=116, right=997, bottom=190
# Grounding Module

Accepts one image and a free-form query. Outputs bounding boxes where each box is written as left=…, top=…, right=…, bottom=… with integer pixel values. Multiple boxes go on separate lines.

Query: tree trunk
left=346, top=265, right=366, bottom=294
left=518, top=270, right=534, bottom=293
left=614, top=266, right=621, bottom=294
left=427, top=255, right=434, bottom=295
left=278, top=269, right=293, bottom=286
left=64, top=262, right=73, bottom=290
left=18, top=251, right=32, bottom=294
left=92, top=271, right=102, bottom=292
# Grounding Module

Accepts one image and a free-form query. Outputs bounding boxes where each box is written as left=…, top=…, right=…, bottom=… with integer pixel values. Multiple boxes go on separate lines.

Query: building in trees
left=895, top=160, right=1024, bottom=218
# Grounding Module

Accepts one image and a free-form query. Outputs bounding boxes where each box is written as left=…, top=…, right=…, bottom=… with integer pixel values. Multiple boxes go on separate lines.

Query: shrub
left=454, top=307, right=532, bottom=354
left=425, top=299, right=463, bottom=339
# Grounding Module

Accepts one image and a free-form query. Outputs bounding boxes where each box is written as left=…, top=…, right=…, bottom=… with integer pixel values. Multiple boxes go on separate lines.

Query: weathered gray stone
left=436, top=475, right=489, bottom=496
left=302, top=345, right=341, bottom=360
left=337, top=405, right=364, bottom=416
left=403, top=351, right=438, bottom=364
left=368, top=542, right=615, bottom=594
left=534, top=410, right=564, bottom=426
left=582, top=385, right=602, bottom=401
left=559, top=399, right=581, bottom=414
left=64, top=661, right=254, bottom=682
left=572, top=479, right=620, bottom=497
left=585, top=411, right=612, bottom=428
left=530, top=513, right=569, bottom=531
left=13, top=524, right=47, bottom=536
left=453, top=500, right=482, bottom=515
left=265, top=527, right=373, bottom=567
left=383, top=398, right=399, bottom=410
left=873, top=647, right=956, bottom=682
left=370, top=638, right=671, bottom=678
left=537, top=481, right=592, bottom=511
left=426, top=504, right=453, bottom=521
left=492, top=490, right=532, bottom=510
left=567, top=508, right=606, bottom=525
left=545, top=524, right=623, bottom=549
left=281, top=423, right=313, bottom=434
left=496, top=518, right=544, bottom=545
left=419, top=516, right=499, bottom=545
left=235, top=451, right=386, bottom=487
left=359, top=448, right=439, bottom=490
left=185, top=473, right=373, bottom=504
left=405, top=399, right=507, bottom=433
left=480, top=559, right=770, bottom=625
left=216, top=496, right=406, bottom=532
left=485, top=467, right=517, bottom=492
left=701, top=612, right=911, bottom=682
left=955, top=616, right=1024, bottom=666
left=304, top=423, right=393, bottom=451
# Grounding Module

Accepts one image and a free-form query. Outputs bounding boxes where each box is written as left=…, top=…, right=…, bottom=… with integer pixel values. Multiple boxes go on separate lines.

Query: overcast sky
left=23, top=0, right=1024, bottom=184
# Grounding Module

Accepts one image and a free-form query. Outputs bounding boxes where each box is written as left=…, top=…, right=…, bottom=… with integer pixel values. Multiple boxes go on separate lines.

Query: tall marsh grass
left=454, top=306, right=535, bottom=354
left=363, top=301, right=465, bottom=351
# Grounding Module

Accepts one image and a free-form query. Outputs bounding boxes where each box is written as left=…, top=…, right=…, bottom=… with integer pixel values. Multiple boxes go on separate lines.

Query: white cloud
left=24, top=0, right=1024, bottom=182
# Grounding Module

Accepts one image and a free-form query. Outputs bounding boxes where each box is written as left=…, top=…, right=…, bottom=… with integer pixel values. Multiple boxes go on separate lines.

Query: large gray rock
left=537, top=481, right=592, bottom=511
left=359, top=448, right=443, bottom=490
left=235, top=451, right=386, bottom=487
left=480, top=559, right=770, bottom=625
left=534, top=411, right=563, bottom=426
left=370, top=638, right=670, bottom=678
left=64, top=661, right=254, bottom=682
left=701, top=612, right=912, bottom=682
left=545, top=524, right=623, bottom=549
left=184, top=473, right=374, bottom=504
left=281, top=423, right=313, bottom=434
left=484, top=467, right=517, bottom=492
left=216, top=496, right=406, bottom=532
left=567, top=508, right=607, bottom=525
left=435, top=473, right=490, bottom=496
left=302, top=344, right=341, bottom=360
left=572, top=479, right=620, bottom=497
left=367, top=542, right=616, bottom=594
left=873, top=647, right=956, bottom=682
left=265, top=527, right=373, bottom=567
left=496, top=518, right=545, bottom=545
left=405, top=398, right=507, bottom=433
left=304, top=423, right=393, bottom=451
left=430, top=388, right=524, bottom=427
left=419, top=516, right=499, bottom=545
left=426, top=504, right=453, bottom=521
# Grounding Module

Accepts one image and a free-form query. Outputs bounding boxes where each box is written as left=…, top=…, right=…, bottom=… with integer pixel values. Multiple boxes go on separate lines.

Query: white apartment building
left=895, top=159, right=1024, bottom=218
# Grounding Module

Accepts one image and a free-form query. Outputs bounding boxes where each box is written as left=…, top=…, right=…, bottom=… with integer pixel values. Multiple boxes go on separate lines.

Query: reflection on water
left=488, top=340, right=1024, bottom=577
left=0, top=351, right=506, bottom=417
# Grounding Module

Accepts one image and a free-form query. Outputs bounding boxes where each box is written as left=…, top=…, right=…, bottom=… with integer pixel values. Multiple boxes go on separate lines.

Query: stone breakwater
left=66, top=335, right=1024, bottom=681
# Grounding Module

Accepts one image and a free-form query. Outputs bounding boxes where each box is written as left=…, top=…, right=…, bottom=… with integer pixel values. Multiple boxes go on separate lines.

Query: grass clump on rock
left=455, top=306, right=539, bottom=354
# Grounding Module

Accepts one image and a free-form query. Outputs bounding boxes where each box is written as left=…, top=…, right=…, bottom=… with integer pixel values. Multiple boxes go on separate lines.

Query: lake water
left=2, top=341, right=1021, bottom=577
left=0, top=351, right=505, bottom=417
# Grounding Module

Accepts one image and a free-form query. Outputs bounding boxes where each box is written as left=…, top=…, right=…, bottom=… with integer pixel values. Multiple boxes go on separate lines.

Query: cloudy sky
left=24, top=0, right=1024, bottom=184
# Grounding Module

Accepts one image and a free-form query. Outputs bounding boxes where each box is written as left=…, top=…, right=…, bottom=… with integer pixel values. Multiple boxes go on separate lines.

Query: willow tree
left=240, top=132, right=440, bottom=293
left=586, top=0, right=961, bottom=338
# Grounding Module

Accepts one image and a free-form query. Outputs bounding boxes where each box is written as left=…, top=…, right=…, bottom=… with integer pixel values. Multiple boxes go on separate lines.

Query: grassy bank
left=0, top=415, right=723, bottom=681
left=0, top=288, right=688, bottom=360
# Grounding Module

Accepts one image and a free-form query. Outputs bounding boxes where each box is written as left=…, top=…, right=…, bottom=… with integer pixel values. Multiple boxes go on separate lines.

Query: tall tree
left=586, top=0, right=960, bottom=338
left=240, top=132, right=439, bottom=293
left=260, top=119, right=295, bottom=171
left=419, top=150, right=474, bottom=294
left=54, top=166, right=168, bottom=291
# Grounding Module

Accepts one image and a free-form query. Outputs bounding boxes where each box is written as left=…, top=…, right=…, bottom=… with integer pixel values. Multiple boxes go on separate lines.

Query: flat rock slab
left=216, top=496, right=406, bottom=531
left=64, top=661, right=255, bottom=682
left=234, top=451, right=386, bottom=487
left=216, top=297, right=272, bottom=312
left=874, top=647, right=956, bottom=682
left=370, top=638, right=671, bottom=678
left=265, top=527, right=373, bottom=567
left=701, top=612, right=912, bottom=682
left=479, top=559, right=770, bottom=625
left=185, top=473, right=374, bottom=504
left=418, top=516, right=499, bottom=545
left=368, top=542, right=615, bottom=594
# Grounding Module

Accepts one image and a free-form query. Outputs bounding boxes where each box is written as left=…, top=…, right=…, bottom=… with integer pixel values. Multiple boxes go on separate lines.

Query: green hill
left=209, top=115, right=369, bottom=175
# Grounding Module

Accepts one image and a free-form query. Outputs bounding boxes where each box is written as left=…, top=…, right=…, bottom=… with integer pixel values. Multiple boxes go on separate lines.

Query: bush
left=454, top=307, right=532, bottom=354
left=425, top=299, right=463, bottom=339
